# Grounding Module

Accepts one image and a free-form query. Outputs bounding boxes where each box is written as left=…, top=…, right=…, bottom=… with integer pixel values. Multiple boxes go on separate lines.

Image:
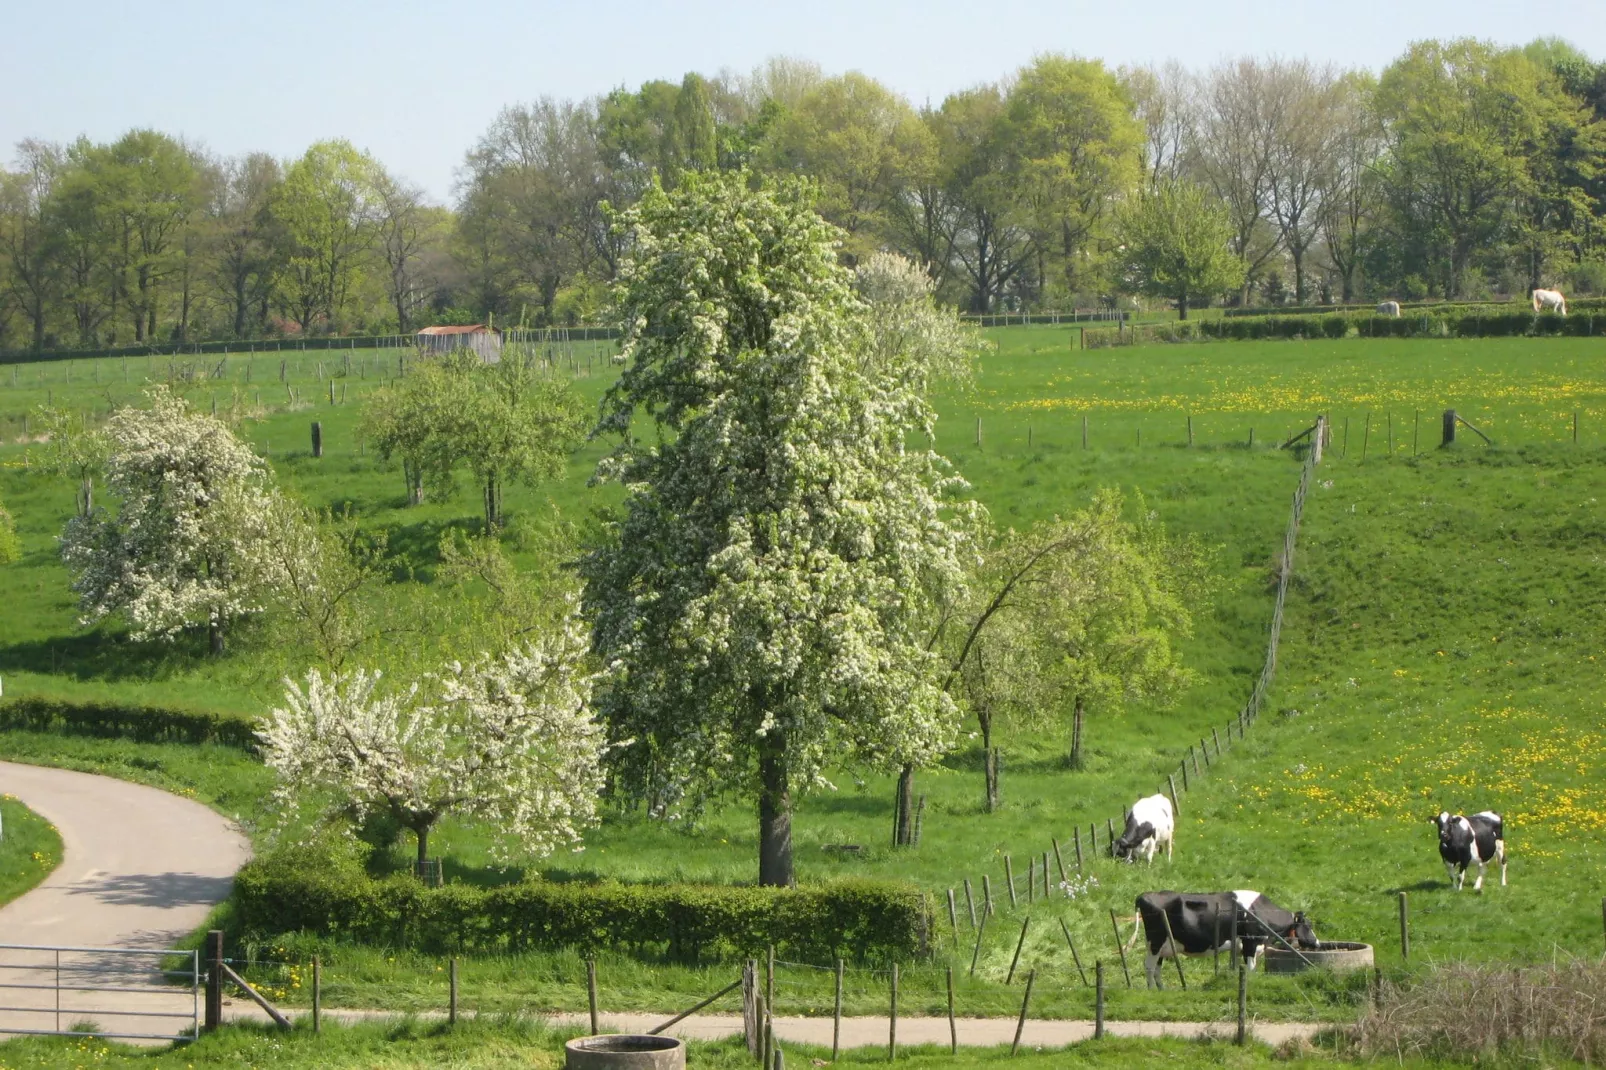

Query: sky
left=5, top=0, right=1605, bottom=203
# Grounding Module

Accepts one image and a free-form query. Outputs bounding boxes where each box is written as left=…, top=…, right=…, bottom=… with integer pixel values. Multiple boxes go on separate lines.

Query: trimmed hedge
left=233, top=855, right=930, bottom=964
left=1086, top=310, right=1598, bottom=348
left=0, top=697, right=257, bottom=748
left=1224, top=297, right=1606, bottom=318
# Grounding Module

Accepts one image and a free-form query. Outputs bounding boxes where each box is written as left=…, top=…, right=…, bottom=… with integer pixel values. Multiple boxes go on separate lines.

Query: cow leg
left=1165, top=834, right=1173, bottom=862
left=1473, top=861, right=1486, bottom=893
left=1144, top=952, right=1162, bottom=989
left=1497, top=840, right=1507, bottom=886
left=1444, top=860, right=1458, bottom=889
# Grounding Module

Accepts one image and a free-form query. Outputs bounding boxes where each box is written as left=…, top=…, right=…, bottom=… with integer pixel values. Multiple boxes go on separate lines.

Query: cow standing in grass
left=1377, top=300, right=1401, bottom=316
left=1129, top=891, right=1319, bottom=987
left=1532, top=289, right=1567, bottom=315
left=1112, top=794, right=1174, bottom=864
left=1432, top=811, right=1507, bottom=891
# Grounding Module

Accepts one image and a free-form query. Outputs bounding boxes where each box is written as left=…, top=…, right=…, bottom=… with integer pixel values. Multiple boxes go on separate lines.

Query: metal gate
left=0, top=943, right=199, bottom=1043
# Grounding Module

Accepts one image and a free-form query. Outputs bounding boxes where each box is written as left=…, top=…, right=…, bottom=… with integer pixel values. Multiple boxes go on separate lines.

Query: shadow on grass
left=0, top=628, right=213, bottom=684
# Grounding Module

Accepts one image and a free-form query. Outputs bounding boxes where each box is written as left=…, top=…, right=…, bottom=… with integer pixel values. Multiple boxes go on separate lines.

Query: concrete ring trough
left=1263, top=940, right=1374, bottom=974
left=565, top=1034, right=686, bottom=1070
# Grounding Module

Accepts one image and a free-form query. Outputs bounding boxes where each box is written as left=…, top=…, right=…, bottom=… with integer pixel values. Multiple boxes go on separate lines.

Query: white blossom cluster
left=59, top=387, right=284, bottom=642
left=256, top=611, right=607, bottom=864
left=585, top=174, right=981, bottom=816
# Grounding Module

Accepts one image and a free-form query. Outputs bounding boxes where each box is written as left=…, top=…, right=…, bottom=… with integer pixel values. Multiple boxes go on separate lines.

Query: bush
left=233, top=851, right=930, bottom=965
left=0, top=697, right=256, bottom=747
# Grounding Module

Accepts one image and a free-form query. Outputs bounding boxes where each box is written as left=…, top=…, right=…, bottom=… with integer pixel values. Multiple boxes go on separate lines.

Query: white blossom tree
left=581, top=170, right=977, bottom=887
left=59, top=387, right=282, bottom=654
left=257, top=612, right=605, bottom=867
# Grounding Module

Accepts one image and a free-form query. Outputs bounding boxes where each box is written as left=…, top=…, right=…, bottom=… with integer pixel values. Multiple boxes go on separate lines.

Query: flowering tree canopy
left=581, top=170, right=977, bottom=886
left=59, top=387, right=284, bottom=653
left=257, top=612, right=605, bottom=866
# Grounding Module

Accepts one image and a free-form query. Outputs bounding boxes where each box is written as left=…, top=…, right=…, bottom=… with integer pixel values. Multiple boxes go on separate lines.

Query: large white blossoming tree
left=580, top=171, right=976, bottom=887
left=59, top=387, right=283, bottom=654
left=256, top=613, right=605, bottom=867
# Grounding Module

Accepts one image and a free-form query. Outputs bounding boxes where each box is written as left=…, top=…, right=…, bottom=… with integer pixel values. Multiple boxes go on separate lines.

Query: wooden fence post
left=1010, top=970, right=1035, bottom=1055
left=1363, top=412, right=1371, bottom=459
left=833, top=959, right=843, bottom=1062
left=1073, top=826, right=1084, bottom=872
left=1004, top=856, right=1017, bottom=907
left=983, top=875, right=994, bottom=915
left=312, top=956, right=321, bottom=1033
left=204, top=930, right=222, bottom=1033
left=1094, top=961, right=1106, bottom=1039
left=1060, top=918, right=1089, bottom=986
left=1236, top=964, right=1248, bottom=1045
left=1399, top=892, right=1410, bottom=960
left=948, top=889, right=960, bottom=948
left=1443, top=409, right=1455, bottom=448
left=1007, top=916, right=1030, bottom=985
left=964, top=879, right=977, bottom=928
left=946, top=966, right=957, bottom=1054
left=1051, top=839, right=1067, bottom=883
left=1108, top=909, right=1131, bottom=988
left=889, top=962, right=898, bottom=1062
left=970, top=904, right=990, bottom=977
left=587, top=957, right=599, bottom=1035
left=449, top=957, right=459, bottom=1024
left=311, top=421, right=322, bottom=458
left=1169, top=774, right=1182, bottom=816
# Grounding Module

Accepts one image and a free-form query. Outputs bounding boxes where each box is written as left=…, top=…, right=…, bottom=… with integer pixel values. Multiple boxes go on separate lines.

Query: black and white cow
left=1431, top=811, right=1506, bottom=892
left=1128, top=891, right=1319, bottom=988
left=1112, top=794, right=1175, bottom=864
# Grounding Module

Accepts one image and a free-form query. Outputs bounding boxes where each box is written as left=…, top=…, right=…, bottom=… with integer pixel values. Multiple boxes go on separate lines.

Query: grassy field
left=2, top=330, right=1605, bottom=1022
left=0, top=793, right=60, bottom=907
left=0, top=1019, right=1551, bottom=1070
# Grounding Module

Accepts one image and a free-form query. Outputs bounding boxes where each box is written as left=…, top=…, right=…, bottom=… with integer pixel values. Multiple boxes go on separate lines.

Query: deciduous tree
left=581, top=171, right=975, bottom=886
left=1117, top=178, right=1245, bottom=317
left=258, top=613, right=604, bottom=868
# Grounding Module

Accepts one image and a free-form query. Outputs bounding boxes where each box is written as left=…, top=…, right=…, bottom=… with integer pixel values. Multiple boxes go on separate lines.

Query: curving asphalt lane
left=0, top=760, right=251, bottom=1039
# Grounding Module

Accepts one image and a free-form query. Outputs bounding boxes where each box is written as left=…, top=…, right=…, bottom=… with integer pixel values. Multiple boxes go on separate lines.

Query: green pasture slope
left=1, top=329, right=1604, bottom=1021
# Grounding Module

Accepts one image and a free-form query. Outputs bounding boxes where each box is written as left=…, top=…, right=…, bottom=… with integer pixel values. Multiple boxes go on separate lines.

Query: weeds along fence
left=944, top=422, right=1323, bottom=923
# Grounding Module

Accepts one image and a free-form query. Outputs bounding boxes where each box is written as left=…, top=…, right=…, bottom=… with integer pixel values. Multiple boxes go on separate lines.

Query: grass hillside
left=0, top=793, right=61, bottom=907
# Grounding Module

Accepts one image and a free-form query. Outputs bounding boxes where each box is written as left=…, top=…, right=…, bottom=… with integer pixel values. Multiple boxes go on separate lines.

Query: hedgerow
left=0, top=696, right=256, bottom=747
left=233, top=850, right=930, bottom=964
left=1084, top=310, right=1600, bottom=348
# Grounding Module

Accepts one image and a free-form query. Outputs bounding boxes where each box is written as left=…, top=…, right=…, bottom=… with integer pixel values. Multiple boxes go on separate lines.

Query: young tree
left=257, top=613, right=605, bottom=868
left=581, top=170, right=975, bottom=886
left=59, top=387, right=279, bottom=654
left=32, top=405, right=106, bottom=516
left=1117, top=179, right=1246, bottom=318
left=360, top=359, right=461, bottom=506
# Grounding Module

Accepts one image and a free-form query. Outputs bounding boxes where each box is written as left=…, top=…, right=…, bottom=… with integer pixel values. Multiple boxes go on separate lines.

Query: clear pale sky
left=5, top=0, right=1604, bottom=203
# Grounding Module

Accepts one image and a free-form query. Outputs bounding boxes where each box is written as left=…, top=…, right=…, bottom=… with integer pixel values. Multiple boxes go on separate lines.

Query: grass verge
left=0, top=792, right=61, bottom=907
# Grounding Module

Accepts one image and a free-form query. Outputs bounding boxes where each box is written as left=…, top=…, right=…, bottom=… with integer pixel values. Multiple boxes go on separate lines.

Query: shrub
left=232, top=851, right=930, bottom=965
left=0, top=697, right=256, bottom=747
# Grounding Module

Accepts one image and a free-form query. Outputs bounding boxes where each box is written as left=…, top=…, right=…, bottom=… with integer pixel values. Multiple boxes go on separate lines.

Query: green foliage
left=1117, top=180, right=1245, bottom=318
left=585, top=170, right=976, bottom=884
left=1086, top=309, right=1606, bottom=346
left=271, top=140, right=383, bottom=331
left=233, top=849, right=929, bottom=964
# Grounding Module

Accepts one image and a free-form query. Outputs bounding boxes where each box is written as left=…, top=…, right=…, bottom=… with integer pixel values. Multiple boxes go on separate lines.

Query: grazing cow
left=1112, top=794, right=1175, bottom=864
left=1377, top=300, right=1401, bottom=317
left=1129, top=891, right=1319, bottom=987
left=1532, top=289, right=1567, bottom=316
left=1432, top=811, right=1506, bottom=891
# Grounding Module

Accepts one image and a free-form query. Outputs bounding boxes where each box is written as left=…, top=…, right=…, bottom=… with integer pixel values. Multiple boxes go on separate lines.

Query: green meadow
left=1, top=330, right=1604, bottom=1019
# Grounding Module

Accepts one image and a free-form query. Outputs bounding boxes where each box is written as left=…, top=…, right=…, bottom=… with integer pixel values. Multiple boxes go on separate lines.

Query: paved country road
left=0, top=760, right=252, bottom=1040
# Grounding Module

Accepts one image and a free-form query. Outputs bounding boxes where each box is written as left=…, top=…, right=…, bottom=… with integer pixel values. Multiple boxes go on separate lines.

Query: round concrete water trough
left=1263, top=941, right=1374, bottom=974
left=565, top=1034, right=686, bottom=1070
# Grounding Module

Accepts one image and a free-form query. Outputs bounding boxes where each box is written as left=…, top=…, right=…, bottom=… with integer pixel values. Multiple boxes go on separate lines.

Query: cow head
left=1112, top=821, right=1154, bottom=862
left=1288, top=911, right=1320, bottom=950
left=1430, top=811, right=1453, bottom=845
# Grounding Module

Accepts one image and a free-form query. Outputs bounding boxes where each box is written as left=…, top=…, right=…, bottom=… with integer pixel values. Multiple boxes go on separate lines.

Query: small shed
left=415, top=324, right=503, bottom=363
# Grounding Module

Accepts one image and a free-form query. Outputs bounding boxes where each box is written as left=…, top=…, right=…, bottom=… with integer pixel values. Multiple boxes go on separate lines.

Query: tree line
left=4, top=37, right=1605, bottom=350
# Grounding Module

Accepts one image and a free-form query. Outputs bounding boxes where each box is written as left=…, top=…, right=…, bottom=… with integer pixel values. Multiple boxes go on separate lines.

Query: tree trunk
left=758, top=729, right=793, bottom=887
left=980, top=715, right=999, bottom=813
left=208, top=614, right=225, bottom=656
left=1178, top=292, right=1190, bottom=321
left=1069, top=694, right=1085, bottom=769
left=1292, top=249, right=1306, bottom=305
left=78, top=477, right=93, bottom=517
left=893, top=765, right=915, bottom=847
left=415, top=822, right=430, bottom=867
